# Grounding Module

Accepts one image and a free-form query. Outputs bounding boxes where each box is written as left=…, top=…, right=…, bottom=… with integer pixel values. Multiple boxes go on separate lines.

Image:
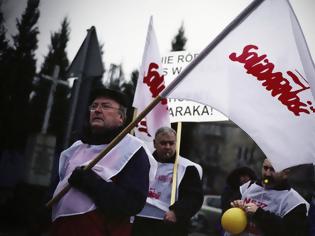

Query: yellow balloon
left=221, top=207, right=247, bottom=234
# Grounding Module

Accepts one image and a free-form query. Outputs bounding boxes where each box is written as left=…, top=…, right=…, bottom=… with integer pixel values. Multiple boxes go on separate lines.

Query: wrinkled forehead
left=262, top=159, right=276, bottom=172
left=156, top=132, right=176, bottom=141
left=263, top=159, right=272, bottom=167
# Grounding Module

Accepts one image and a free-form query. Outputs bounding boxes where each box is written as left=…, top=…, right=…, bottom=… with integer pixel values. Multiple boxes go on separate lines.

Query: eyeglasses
left=89, top=103, right=120, bottom=112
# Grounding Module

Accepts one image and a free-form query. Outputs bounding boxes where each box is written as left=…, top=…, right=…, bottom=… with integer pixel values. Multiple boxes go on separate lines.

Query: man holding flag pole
left=49, top=88, right=156, bottom=236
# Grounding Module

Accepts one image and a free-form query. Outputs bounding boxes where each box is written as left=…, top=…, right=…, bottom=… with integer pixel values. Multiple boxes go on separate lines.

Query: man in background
left=132, top=126, right=203, bottom=236
left=228, top=159, right=309, bottom=236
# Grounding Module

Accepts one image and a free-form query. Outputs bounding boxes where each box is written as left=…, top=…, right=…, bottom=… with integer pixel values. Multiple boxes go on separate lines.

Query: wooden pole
left=170, top=122, right=182, bottom=205
left=130, top=108, right=138, bottom=135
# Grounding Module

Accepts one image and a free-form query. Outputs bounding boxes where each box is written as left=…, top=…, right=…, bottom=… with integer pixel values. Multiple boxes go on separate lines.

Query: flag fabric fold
left=133, top=17, right=170, bottom=148
left=165, top=0, right=315, bottom=171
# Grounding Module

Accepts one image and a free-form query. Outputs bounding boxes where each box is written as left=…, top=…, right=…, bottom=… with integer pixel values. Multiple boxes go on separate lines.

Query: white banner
left=162, top=51, right=228, bottom=123
left=133, top=17, right=170, bottom=149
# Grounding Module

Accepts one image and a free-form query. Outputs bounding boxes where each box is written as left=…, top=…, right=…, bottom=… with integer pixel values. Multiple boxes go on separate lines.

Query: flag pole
left=161, top=0, right=264, bottom=98
left=130, top=108, right=138, bottom=135
left=46, top=0, right=264, bottom=208
left=170, top=122, right=182, bottom=205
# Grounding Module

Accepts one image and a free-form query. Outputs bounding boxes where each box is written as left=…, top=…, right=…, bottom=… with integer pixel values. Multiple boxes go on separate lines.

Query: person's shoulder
left=179, top=156, right=196, bottom=165
left=60, top=140, right=83, bottom=155
left=124, top=134, right=145, bottom=146
left=288, top=188, right=310, bottom=208
left=240, top=180, right=256, bottom=193
left=72, top=140, right=83, bottom=147
left=179, top=156, right=203, bottom=178
left=179, top=156, right=201, bottom=168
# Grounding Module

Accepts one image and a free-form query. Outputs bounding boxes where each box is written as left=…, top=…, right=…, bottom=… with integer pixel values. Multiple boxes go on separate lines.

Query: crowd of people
left=40, top=87, right=314, bottom=236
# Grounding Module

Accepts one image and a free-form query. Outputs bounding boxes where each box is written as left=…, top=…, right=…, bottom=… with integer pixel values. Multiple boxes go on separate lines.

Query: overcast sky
left=2, top=0, right=315, bottom=79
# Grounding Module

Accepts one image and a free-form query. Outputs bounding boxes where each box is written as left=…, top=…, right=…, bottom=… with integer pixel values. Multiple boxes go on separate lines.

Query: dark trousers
left=132, top=216, right=188, bottom=236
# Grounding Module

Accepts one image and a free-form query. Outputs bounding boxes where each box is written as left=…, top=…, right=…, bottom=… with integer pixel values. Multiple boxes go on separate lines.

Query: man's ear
left=117, top=111, right=124, bottom=124
left=153, top=139, right=157, bottom=148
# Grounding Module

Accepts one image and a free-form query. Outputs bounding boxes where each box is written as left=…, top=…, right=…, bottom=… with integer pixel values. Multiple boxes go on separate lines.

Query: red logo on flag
left=136, top=119, right=151, bottom=137
left=229, top=44, right=315, bottom=116
left=143, top=62, right=168, bottom=105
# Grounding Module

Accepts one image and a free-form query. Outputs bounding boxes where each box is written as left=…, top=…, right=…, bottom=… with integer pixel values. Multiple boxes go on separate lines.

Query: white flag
left=166, top=0, right=315, bottom=171
left=133, top=17, right=170, bottom=148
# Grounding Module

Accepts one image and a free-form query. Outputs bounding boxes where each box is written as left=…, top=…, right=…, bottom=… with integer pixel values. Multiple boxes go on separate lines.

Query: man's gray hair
left=155, top=126, right=176, bottom=138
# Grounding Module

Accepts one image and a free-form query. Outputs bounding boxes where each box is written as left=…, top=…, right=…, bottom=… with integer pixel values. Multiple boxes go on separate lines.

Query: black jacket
left=152, top=151, right=204, bottom=223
